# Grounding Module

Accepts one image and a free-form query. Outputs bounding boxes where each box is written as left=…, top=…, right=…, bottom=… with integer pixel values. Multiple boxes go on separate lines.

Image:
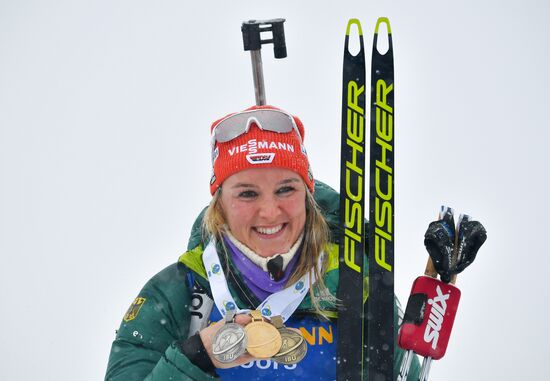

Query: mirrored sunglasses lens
left=214, top=113, right=251, bottom=143
left=214, top=110, right=295, bottom=143
left=254, top=110, right=294, bottom=133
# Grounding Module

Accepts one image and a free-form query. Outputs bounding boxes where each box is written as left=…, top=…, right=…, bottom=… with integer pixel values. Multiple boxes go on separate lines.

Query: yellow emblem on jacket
left=124, top=297, right=146, bottom=322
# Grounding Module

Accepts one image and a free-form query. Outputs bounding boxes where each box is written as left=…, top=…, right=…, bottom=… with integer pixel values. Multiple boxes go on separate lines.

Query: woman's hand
left=199, top=313, right=254, bottom=369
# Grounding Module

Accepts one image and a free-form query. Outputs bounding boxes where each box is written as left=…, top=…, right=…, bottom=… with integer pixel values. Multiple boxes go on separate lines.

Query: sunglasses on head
left=211, top=109, right=303, bottom=145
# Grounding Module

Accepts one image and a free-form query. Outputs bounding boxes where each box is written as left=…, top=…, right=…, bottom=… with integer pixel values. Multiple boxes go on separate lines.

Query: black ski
left=337, top=18, right=366, bottom=381
left=368, top=17, right=395, bottom=381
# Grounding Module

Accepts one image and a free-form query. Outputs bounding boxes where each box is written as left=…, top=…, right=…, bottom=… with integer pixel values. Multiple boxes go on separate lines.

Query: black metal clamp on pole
left=241, top=19, right=287, bottom=106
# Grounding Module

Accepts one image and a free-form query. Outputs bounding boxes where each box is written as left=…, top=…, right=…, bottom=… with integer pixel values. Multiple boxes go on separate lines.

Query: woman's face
left=220, top=167, right=307, bottom=258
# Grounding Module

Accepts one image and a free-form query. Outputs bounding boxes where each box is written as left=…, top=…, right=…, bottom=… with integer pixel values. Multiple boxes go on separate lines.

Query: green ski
left=368, top=17, right=395, bottom=381
left=337, top=18, right=366, bottom=381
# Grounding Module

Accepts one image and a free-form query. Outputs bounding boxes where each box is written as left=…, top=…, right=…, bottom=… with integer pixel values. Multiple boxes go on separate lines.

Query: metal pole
left=419, top=357, right=433, bottom=381
left=241, top=19, right=286, bottom=106
left=250, top=50, right=266, bottom=106
left=396, top=350, right=415, bottom=381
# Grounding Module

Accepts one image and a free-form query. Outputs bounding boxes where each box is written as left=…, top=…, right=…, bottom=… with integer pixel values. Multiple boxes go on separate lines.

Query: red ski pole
left=397, top=206, right=487, bottom=380
left=397, top=258, right=461, bottom=381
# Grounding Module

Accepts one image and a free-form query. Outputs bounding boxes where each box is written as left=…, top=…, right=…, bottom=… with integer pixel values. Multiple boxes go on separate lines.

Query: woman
left=105, top=105, right=420, bottom=380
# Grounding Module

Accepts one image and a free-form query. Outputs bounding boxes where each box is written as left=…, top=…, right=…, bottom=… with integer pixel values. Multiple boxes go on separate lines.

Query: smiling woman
left=218, top=168, right=307, bottom=258
left=104, top=105, right=420, bottom=380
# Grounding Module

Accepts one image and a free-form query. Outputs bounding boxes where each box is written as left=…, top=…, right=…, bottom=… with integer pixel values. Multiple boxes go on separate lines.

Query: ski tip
left=375, top=17, right=392, bottom=35
left=346, top=18, right=363, bottom=36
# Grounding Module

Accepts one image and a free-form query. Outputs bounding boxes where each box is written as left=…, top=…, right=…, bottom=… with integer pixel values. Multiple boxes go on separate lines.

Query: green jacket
left=105, top=180, right=420, bottom=380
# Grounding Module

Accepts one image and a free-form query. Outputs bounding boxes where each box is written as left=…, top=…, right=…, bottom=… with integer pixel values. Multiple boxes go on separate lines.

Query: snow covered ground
left=1, top=0, right=548, bottom=379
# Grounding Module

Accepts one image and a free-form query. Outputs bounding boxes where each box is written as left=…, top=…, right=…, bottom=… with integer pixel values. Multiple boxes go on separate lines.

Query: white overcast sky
left=1, top=0, right=549, bottom=380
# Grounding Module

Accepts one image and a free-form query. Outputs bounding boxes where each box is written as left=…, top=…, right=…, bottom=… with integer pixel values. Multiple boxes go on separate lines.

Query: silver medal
left=212, top=311, right=248, bottom=363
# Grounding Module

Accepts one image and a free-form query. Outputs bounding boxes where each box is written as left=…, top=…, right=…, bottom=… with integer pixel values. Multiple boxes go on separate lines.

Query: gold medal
left=245, top=310, right=282, bottom=359
left=270, top=315, right=308, bottom=365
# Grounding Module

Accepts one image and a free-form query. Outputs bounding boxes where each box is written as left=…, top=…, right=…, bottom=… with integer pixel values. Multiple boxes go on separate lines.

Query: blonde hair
left=202, top=185, right=335, bottom=315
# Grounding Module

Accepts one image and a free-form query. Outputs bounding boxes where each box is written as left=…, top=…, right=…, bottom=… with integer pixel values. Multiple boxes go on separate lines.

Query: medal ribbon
left=203, top=239, right=320, bottom=322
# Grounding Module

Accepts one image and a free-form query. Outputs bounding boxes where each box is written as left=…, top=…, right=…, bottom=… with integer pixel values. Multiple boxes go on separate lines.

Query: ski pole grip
left=272, top=21, right=287, bottom=58
left=242, top=22, right=262, bottom=51
left=425, top=255, right=458, bottom=284
left=398, top=276, right=461, bottom=360
left=241, top=19, right=287, bottom=58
